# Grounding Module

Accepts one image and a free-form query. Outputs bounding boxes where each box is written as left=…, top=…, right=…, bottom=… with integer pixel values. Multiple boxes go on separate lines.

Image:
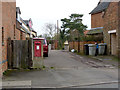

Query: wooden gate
left=7, top=38, right=32, bottom=69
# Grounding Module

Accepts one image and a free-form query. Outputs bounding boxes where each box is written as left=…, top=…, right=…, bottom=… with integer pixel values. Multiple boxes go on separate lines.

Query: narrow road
left=2, top=50, right=118, bottom=88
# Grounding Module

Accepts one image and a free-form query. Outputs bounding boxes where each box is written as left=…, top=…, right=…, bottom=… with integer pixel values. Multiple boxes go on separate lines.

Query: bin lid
left=88, top=44, right=96, bottom=47
left=104, top=43, right=107, bottom=45
left=98, top=43, right=106, bottom=46
left=64, top=40, right=69, bottom=45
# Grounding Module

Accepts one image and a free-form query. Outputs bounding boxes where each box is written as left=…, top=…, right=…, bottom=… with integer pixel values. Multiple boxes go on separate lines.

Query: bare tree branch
left=43, top=23, right=56, bottom=38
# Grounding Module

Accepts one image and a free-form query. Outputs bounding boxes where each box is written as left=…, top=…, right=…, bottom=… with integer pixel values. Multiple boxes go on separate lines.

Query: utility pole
left=57, top=20, right=59, bottom=40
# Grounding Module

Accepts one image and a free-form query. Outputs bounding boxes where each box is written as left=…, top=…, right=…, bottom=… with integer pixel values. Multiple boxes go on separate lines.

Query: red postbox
left=34, top=41, right=41, bottom=57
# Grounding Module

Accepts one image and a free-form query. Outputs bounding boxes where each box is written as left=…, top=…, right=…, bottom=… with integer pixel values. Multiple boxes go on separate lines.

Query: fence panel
left=74, top=42, right=78, bottom=52
left=7, top=39, right=32, bottom=69
left=69, top=41, right=104, bottom=53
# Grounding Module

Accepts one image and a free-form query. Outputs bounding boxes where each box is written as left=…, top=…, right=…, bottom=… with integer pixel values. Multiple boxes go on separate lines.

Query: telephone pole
left=57, top=20, right=59, bottom=40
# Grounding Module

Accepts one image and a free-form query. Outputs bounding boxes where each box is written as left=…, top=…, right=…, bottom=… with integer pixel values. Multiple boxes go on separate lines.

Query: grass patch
left=97, top=55, right=120, bottom=62
left=41, top=65, right=46, bottom=70
left=42, top=65, right=46, bottom=69
left=74, top=50, right=77, bottom=53
left=3, top=70, right=13, bottom=76
left=118, top=65, right=120, bottom=68
left=112, top=56, right=120, bottom=62
left=3, top=69, right=34, bottom=76
left=50, top=67, right=54, bottom=69
left=76, top=52, right=85, bottom=56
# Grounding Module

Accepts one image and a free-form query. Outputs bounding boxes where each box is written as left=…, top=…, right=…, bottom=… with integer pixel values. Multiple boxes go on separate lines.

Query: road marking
left=2, top=80, right=31, bottom=87
left=6, top=80, right=118, bottom=88
left=57, top=81, right=119, bottom=88
left=32, top=86, right=56, bottom=88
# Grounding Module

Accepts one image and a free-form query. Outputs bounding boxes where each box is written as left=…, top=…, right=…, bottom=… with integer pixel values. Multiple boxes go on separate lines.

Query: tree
left=43, top=23, right=56, bottom=38
left=61, top=13, right=87, bottom=52
left=61, top=14, right=87, bottom=38
left=59, top=29, right=66, bottom=49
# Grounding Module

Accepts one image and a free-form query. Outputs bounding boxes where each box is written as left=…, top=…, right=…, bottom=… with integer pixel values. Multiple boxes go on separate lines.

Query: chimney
left=98, top=0, right=104, bottom=5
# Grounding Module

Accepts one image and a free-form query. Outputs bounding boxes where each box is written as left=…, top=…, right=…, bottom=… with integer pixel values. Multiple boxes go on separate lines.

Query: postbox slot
left=34, top=41, right=41, bottom=57
left=36, top=43, right=40, bottom=45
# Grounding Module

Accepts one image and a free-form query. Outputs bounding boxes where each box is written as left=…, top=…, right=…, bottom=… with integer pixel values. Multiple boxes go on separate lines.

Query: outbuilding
left=64, top=40, right=69, bottom=51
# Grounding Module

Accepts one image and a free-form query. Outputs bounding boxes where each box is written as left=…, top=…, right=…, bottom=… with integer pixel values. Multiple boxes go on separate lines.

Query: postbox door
left=34, top=41, right=41, bottom=57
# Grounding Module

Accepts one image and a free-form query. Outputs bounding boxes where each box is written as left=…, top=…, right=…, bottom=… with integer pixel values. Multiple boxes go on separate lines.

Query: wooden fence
left=69, top=41, right=104, bottom=54
left=51, top=40, right=58, bottom=50
left=7, top=38, right=32, bottom=69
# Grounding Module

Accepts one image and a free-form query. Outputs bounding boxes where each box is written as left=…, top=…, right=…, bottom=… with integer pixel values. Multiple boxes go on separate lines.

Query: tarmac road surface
left=2, top=50, right=119, bottom=89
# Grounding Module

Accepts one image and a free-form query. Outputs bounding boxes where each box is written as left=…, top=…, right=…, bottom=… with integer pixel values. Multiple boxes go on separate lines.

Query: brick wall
left=118, top=2, right=120, bottom=59
left=0, top=1, right=2, bottom=77
left=2, top=2, right=22, bottom=74
left=22, top=32, right=26, bottom=40
left=91, top=12, right=104, bottom=28
left=2, top=2, right=16, bottom=73
left=103, top=2, right=118, bottom=55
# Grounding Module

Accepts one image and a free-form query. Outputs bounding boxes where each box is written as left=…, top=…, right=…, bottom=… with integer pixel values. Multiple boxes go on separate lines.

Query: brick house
left=17, top=7, right=37, bottom=39
left=32, top=30, right=37, bottom=37
left=20, top=18, right=31, bottom=39
left=89, top=1, right=120, bottom=57
left=84, top=30, right=89, bottom=36
left=23, top=19, right=36, bottom=38
left=0, top=1, right=26, bottom=77
left=16, top=7, right=26, bottom=40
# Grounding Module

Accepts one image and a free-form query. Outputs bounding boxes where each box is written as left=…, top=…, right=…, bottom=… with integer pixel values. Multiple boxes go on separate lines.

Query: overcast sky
left=16, top=0, right=100, bottom=35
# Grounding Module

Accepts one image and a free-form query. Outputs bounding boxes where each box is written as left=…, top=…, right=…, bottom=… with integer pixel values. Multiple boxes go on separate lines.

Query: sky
left=16, top=0, right=100, bottom=35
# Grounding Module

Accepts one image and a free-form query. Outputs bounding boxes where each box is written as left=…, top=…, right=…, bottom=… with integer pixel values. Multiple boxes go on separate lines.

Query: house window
left=14, top=25, right=16, bottom=39
left=2, top=27, right=4, bottom=46
left=17, top=13, right=21, bottom=23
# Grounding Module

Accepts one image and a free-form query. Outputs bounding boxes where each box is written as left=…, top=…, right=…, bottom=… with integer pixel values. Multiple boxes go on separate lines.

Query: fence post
left=73, top=41, right=74, bottom=49
left=28, top=39, right=33, bottom=68
left=7, top=38, right=12, bottom=69
left=78, top=41, right=80, bottom=52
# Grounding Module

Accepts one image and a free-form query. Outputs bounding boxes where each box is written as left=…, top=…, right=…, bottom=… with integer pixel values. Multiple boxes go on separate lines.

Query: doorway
left=111, top=33, right=117, bottom=55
